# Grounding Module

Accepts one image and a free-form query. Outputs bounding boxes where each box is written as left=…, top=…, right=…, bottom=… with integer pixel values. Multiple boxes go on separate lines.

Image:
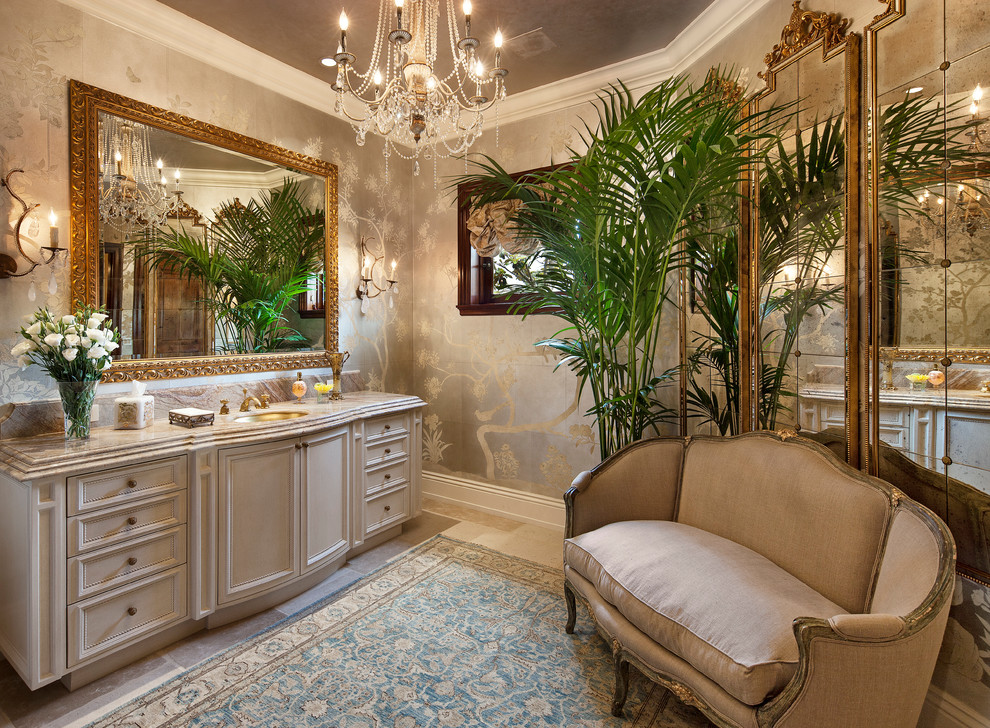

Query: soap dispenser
left=291, top=372, right=307, bottom=404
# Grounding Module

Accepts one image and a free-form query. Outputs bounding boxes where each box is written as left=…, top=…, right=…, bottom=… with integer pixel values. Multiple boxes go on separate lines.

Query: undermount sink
left=233, top=410, right=309, bottom=423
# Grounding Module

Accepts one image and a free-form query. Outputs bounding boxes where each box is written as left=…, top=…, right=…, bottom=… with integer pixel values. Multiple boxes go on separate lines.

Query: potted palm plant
left=138, top=178, right=324, bottom=354
left=456, top=73, right=780, bottom=459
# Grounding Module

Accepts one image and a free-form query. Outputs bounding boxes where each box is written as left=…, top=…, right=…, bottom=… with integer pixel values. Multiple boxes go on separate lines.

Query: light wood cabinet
left=0, top=395, right=424, bottom=691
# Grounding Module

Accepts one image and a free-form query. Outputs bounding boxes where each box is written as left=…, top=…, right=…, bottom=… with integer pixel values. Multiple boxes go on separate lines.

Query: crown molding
left=493, top=0, right=775, bottom=126
left=58, top=0, right=773, bottom=136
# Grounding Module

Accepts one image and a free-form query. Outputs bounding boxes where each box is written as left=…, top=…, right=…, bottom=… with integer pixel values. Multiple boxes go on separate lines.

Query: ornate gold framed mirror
left=69, top=81, right=339, bottom=381
left=740, top=3, right=864, bottom=466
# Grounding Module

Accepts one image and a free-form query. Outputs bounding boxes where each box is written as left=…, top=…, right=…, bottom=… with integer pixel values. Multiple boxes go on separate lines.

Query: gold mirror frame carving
left=68, top=80, right=339, bottom=382
left=744, top=5, right=863, bottom=467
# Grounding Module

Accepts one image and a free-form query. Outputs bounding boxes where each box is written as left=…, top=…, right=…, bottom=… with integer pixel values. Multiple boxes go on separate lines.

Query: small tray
left=168, top=408, right=215, bottom=428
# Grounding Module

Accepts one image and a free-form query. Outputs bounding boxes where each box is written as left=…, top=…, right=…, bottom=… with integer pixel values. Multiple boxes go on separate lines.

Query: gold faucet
left=239, top=389, right=263, bottom=412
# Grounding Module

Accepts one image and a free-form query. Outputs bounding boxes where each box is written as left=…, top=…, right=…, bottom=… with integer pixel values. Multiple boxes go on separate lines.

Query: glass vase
left=57, top=380, right=99, bottom=440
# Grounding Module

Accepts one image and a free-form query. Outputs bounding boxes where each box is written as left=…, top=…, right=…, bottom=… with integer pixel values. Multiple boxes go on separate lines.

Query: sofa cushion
left=564, top=520, right=848, bottom=706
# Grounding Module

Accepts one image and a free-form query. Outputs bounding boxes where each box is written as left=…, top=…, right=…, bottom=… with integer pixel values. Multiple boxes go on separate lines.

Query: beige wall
left=0, top=0, right=414, bottom=409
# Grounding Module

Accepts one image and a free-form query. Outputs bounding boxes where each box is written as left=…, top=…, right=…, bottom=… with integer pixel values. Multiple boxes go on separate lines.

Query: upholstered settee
left=563, top=432, right=955, bottom=728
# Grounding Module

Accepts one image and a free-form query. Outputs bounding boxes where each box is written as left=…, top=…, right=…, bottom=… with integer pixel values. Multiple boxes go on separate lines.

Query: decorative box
left=114, top=380, right=155, bottom=430
left=168, top=407, right=216, bottom=428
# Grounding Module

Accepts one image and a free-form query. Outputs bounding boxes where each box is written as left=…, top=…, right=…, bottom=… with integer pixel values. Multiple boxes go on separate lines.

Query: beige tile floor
left=0, top=498, right=562, bottom=728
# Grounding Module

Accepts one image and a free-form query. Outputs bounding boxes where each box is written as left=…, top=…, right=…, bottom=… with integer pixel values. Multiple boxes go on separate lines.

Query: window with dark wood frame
left=456, top=162, right=566, bottom=316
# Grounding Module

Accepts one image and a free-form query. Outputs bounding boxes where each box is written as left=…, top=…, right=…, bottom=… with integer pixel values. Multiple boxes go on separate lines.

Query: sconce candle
left=339, top=11, right=348, bottom=53
left=48, top=209, right=59, bottom=248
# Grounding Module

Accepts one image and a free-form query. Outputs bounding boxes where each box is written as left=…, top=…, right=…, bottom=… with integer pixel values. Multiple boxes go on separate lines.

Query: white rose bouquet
left=12, top=305, right=120, bottom=438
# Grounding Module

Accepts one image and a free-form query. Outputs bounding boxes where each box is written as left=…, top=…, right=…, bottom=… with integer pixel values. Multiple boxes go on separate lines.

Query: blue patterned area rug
left=87, top=536, right=712, bottom=727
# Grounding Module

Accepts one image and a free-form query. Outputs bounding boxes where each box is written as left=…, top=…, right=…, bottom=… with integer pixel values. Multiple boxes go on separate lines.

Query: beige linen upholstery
left=568, top=439, right=683, bottom=538
left=565, top=521, right=847, bottom=705
left=562, top=432, right=956, bottom=728
left=677, top=437, right=890, bottom=613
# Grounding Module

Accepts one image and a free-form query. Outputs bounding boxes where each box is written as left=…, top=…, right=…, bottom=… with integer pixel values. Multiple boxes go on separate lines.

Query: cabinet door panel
left=302, top=427, right=349, bottom=572
left=218, top=440, right=298, bottom=605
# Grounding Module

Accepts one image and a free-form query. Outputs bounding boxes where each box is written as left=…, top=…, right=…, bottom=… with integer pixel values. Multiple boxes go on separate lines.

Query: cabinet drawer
left=68, top=491, right=187, bottom=557
left=364, top=486, right=409, bottom=537
left=364, top=459, right=409, bottom=496
left=68, top=456, right=187, bottom=516
left=68, top=525, right=187, bottom=603
left=365, top=414, right=409, bottom=442
left=67, top=565, right=187, bottom=667
left=364, top=434, right=409, bottom=466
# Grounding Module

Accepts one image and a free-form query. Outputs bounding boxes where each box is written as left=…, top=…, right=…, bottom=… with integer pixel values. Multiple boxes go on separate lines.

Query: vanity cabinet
left=217, top=425, right=350, bottom=605
left=0, top=393, right=424, bottom=691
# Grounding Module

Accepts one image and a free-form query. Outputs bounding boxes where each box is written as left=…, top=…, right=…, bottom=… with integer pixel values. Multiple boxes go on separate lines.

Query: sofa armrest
left=565, top=438, right=685, bottom=538
left=756, top=602, right=950, bottom=728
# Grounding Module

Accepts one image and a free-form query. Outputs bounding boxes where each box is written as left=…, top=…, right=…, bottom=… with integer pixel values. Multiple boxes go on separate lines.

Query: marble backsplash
left=0, top=371, right=365, bottom=440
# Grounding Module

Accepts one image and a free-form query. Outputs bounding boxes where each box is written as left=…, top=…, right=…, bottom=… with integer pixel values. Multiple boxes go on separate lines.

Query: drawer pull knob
left=384, top=505, right=391, bottom=512
left=384, top=448, right=391, bottom=455
left=384, top=424, right=390, bottom=430
left=127, top=607, right=137, bottom=616
left=127, top=557, right=138, bottom=566
left=302, top=442, right=310, bottom=448
left=127, top=517, right=137, bottom=526
left=384, top=474, right=391, bottom=480
left=295, top=443, right=302, bottom=450
left=126, top=479, right=137, bottom=489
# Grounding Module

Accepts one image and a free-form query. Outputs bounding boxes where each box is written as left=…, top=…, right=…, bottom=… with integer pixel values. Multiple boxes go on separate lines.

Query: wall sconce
left=1, top=169, right=65, bottom=298
left=355, top=236, right=398, bottom=313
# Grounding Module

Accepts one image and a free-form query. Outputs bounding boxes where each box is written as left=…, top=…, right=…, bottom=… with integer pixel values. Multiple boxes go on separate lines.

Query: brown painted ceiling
left=156, top=0, right=717, bottom=95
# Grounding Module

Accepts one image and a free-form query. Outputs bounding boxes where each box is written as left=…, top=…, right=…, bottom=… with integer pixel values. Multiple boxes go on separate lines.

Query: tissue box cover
left=114, top=395, right=155, bottom=429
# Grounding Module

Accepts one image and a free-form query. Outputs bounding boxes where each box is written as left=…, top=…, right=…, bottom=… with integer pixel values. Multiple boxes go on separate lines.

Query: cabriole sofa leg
left=564, top=582, right=577, bottom=634
left=611, top=642, right=630, bottom=717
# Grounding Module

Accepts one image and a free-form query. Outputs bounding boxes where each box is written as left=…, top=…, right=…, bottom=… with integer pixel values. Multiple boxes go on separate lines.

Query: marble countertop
left=0, top=391, right=425, bottom=482
left=801, top=385, right=990, bottom=412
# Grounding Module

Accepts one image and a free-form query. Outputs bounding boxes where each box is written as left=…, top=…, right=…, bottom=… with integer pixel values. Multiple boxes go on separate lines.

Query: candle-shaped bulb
left=156, top=158, right=163, bottom=171
left=395, top=0, right=403, bottom=6
left=474, top=59, right=484, bottom=77
left=971, top=101, right=980, bottom=116
left=161, top=174, right=168, bottom=185
left=463, top=0, right=471, bottom=16
left=426, top=76, right=437, bottom=91
left=391, top=259, right=397, bottom=274
left=339, top=11, right=348, bottom=30
left=918, top=195, right=925, bottom=204
left=174, top=170, right=181, bottom=181
left=975, top=84, right=984, bottom=102
left=49, top=208, right=59, bottom=247
left=114, top=151, right=122, bottom=162
left=494, top=29, right=503, bottom=48
left=339, top=10, right=348, bottom=52
left=937, top=197, right=944, bottom=205
left=373, top=69, right=382, bottom=86
left=463, top=0, right=471, bottom=35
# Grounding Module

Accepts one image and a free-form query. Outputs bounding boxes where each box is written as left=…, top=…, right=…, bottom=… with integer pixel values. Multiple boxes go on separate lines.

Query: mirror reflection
left=97, top=113, right=328, bottom=359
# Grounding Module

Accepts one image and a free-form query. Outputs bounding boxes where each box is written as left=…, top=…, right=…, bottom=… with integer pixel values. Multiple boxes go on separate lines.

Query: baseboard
left=422, top=472, right=565, bottom=532
left=920, top=684, right=990, bottom=728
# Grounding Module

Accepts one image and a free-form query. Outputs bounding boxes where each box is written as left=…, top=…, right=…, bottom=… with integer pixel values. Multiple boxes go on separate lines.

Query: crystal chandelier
left=916, top=182, right=990, bottom=238
left=328, top=0, right=507, bottom=175
left=99, top=116, right=183, bottom=234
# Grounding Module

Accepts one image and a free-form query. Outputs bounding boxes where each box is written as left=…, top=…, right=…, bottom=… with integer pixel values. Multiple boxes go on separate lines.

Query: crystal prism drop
left=413, top=161, right=420, bottom=176
left=27, top=281, right=37, bottom=302
left=360, top=296, right=370, bottom=315
left=388, top=294, right=395, bottom=309
left=48, top=270, right=58, bottom=294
